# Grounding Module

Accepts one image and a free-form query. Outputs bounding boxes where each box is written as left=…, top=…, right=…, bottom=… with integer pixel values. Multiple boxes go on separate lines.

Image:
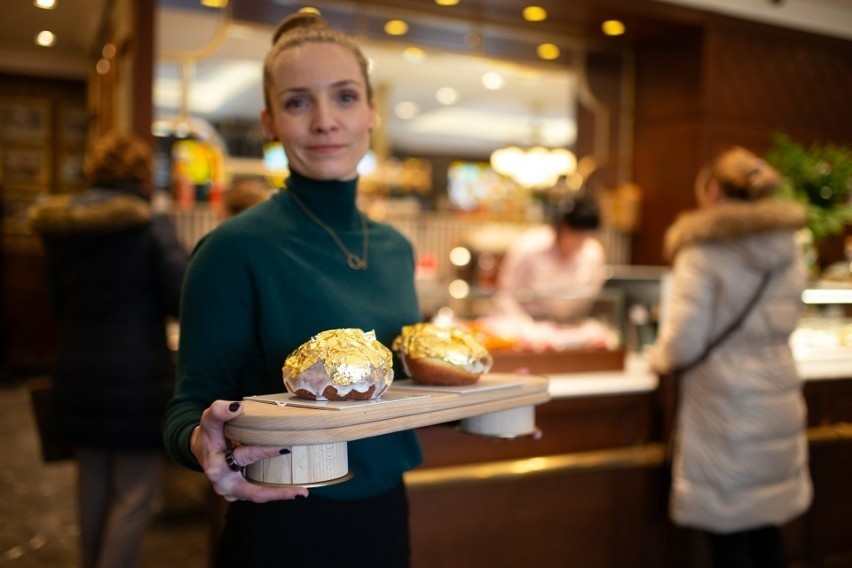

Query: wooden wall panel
left=704, top=27, right=852, bottom=146
left=631, top=33, right=703, bottom=265
left=631, top=22, right=852, bottom=266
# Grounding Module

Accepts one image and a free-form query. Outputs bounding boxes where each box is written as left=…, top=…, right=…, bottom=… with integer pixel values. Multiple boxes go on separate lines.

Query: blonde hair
left=84, top=132, right=153, bottom=188
left=702, top=146, right=783, bottom=201
left=262, top=12, right=373, bottom=114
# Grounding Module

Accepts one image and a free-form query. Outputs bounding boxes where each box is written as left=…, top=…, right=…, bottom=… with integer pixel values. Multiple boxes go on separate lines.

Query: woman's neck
left=285, top=170, right=360, bottom=228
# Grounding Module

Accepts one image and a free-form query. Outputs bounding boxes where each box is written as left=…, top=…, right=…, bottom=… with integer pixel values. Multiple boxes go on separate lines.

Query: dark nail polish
left=279, top=448, right=291, bottom=455
left=229, top=401, right=241, bottom=412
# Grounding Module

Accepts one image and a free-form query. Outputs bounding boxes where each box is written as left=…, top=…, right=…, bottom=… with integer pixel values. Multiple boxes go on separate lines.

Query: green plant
left=766, top=133, right=852, bottom=242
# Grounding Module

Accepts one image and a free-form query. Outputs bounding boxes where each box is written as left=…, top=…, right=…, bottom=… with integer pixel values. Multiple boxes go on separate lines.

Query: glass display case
left=792, top=285, right=852, bottom=369
left=416, top=272, right=642, bottom=374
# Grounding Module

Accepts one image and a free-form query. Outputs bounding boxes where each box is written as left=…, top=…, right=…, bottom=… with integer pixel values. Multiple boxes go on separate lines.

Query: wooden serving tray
left=226, top=373, right=550, bottom=446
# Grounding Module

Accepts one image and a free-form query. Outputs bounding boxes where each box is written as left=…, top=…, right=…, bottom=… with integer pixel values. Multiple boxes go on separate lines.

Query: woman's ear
left=702, top=178, right=722, bottom=207
left=260, top=109, right=277, bottom=141
left=368, top=100, right=378, bottom=132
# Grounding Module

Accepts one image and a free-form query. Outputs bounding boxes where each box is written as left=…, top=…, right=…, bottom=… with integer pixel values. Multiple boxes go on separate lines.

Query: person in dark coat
left=29, top=132, right=188, bottom=568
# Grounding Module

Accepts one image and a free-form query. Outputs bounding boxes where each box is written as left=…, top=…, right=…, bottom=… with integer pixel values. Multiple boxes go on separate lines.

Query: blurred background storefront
left=1, top=1, right=851, bottom=566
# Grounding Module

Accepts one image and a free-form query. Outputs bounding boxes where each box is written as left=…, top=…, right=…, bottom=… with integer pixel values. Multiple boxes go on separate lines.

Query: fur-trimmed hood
left=29, top=188, right=152, bottom=237
left=664, top=199, right=806, bottom=268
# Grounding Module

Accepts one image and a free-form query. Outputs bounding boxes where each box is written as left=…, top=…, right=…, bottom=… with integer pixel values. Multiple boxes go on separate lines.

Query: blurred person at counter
left=220, top=176, right=271, bottom=219
left=648, top=146, right=812, bottom=568
left=495, top=193, right=606, bottom=322
left=28, top=132, right=188, bottom=568
left=162, top=12, right=423, bottom=567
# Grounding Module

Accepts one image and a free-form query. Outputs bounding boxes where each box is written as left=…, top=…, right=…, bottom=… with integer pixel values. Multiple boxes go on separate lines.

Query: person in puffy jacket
left=648, top=146, right=812, bottom=568
left=29, top=132, right=187, bottom=568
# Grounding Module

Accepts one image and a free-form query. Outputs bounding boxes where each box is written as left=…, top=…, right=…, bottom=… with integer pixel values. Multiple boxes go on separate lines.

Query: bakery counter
left=407, top=350, right=852, bottom=568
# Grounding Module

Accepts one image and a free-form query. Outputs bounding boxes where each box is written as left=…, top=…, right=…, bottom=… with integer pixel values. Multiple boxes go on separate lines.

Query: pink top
left=496, top=225, right=606, bottom=321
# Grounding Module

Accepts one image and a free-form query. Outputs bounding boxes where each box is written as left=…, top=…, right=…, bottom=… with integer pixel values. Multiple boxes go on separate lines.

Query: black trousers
left=215, top=483, right=410, bottom=568
left=707, top=525, right=788, bottom=568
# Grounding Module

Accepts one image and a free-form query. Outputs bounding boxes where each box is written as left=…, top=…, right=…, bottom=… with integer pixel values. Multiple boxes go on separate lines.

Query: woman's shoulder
left=366, top=218, right=414, bottom=247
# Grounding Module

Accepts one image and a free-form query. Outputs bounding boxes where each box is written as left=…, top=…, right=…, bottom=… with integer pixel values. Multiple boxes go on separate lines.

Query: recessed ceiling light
left=481, top=72, right=504, bottom=90
left=35, top=30, right=56, bottom=47
left=537, top=43, right=560, bottom=60
left=436, top=87, right=459, bottom=105
left=435, top=0, right=459, bottom=5
left=523, top=6, right=547, bottom=22
left=394, top=101, right=420, bottom=119
left=602, top=20, right=626, bottom=36
left=200, top=0, right=228, bottom=7
left=402, top=47, right=425, bottom=63
left=34, top=0, right=56, bottom=9
left=384, top=20, right=409, bottom=36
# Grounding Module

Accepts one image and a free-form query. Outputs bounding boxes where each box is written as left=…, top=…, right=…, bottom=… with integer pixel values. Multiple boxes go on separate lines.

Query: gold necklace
left=289, top=191, right=369, bottom=270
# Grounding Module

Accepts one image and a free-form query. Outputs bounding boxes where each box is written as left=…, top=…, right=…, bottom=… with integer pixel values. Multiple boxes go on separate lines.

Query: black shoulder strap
left=673, top=270, right=772, bottom=375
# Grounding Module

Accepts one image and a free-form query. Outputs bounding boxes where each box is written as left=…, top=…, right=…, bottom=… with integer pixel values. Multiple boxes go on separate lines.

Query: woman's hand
left=191, top=400, right=309, bottom=503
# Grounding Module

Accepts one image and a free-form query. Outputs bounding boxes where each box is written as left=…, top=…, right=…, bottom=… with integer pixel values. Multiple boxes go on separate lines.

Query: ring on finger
left=224, top=447, right=242, bottom=473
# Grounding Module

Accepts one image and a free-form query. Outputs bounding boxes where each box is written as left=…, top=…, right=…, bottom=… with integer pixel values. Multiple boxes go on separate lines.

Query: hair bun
left=272, top=12, right=329, bottom=45
left=714, top=146, right=782, bottom=200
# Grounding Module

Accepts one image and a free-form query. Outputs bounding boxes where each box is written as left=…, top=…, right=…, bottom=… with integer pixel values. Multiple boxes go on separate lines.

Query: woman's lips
left=306, top=144, right=345, bottom=153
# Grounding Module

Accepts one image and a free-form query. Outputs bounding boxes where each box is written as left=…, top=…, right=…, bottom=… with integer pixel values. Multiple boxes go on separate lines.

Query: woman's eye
left=338, top=91, right=358, bottom=104
left=283, top=97, right=308, bottom=111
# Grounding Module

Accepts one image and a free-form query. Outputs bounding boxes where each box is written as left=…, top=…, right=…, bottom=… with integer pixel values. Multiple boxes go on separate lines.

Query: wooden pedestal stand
left=225, top=373, right=550, bottom=486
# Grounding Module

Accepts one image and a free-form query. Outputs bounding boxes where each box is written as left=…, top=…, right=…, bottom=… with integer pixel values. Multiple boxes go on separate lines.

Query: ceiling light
left=402, top=47, right=425, bottom=63
left=35, top=30, right=55, bottom=47
left=481, top=72, right=504, bottom=90
left=490, top=146, right=577, bottom=189
left=298, top=7, right=321, bottom=15
left=602, top=20, right=626, bottom=36
left=200, top=0, right=228, bottom=7
left=435, top=87, right=459, bottom=105
left=522, top=6, right=547, bottom=22
left=384, top=20, right=409, bottom=36
left=435, top=0, right=460, bottom=5
left=537, top=43, right=560, bottom=60
left=34, top=0, right=56, bottom=9
left=394, top=101, right=420, bottom=119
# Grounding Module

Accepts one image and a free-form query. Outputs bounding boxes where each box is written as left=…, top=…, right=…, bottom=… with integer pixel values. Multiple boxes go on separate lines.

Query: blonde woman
left=162, top=12, right=423, bottom=567
left=649, top=146, right=812, bottom=567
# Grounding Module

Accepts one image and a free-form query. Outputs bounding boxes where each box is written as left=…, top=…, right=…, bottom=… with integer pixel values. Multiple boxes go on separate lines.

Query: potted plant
left=766, top=133, right=852, bottom=243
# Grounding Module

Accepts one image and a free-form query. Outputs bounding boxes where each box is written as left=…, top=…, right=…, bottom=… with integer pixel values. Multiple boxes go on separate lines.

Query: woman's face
left=261, top=42, right=375, bottom=181
left=556, top=226, right=587, bottom=259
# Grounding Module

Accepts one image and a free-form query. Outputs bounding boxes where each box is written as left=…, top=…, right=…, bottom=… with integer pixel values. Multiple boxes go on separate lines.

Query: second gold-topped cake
left=393, top=322, right=493, bottom=386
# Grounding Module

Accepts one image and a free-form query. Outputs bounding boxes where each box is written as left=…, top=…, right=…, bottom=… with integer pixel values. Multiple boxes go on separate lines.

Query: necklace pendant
left=346, top=253, right=367, bottom=270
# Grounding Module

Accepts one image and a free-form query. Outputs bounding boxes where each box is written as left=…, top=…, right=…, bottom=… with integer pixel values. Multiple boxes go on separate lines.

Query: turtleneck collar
left=283, top=169, right=360, bottom=229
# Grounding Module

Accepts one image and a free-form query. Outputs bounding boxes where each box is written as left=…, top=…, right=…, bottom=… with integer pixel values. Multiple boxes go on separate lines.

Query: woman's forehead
left=270, top=42, right=364, bottom=91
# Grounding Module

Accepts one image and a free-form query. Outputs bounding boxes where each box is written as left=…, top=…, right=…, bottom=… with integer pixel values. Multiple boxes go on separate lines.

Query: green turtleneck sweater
left=162, top=172, right=423, bottom=499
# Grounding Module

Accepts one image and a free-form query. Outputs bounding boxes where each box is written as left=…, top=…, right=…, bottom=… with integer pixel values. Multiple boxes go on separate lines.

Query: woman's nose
left=311, top=98, right=337, bottom=133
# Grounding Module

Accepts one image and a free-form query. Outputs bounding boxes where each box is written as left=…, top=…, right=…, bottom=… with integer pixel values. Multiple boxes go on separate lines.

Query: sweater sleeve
left=162, top=229, right=259, bottom=470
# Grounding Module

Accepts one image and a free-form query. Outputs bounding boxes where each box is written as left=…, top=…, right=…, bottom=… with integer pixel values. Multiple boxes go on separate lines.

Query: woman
left=496, top=194, right=606, bottom=322
left=648, top=146, right=812, bottom=567
left=29, top=132, right=187, bottom=568
left=162, top=12, right=423, bottom=567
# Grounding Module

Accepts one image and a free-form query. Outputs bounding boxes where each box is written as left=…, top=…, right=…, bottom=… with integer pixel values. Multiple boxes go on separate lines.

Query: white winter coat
left=647, top=198, right=813, bottom=533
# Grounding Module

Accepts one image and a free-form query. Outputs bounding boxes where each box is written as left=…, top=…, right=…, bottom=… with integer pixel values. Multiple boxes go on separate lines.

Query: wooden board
left=225, top=373, right=550, bottom=446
